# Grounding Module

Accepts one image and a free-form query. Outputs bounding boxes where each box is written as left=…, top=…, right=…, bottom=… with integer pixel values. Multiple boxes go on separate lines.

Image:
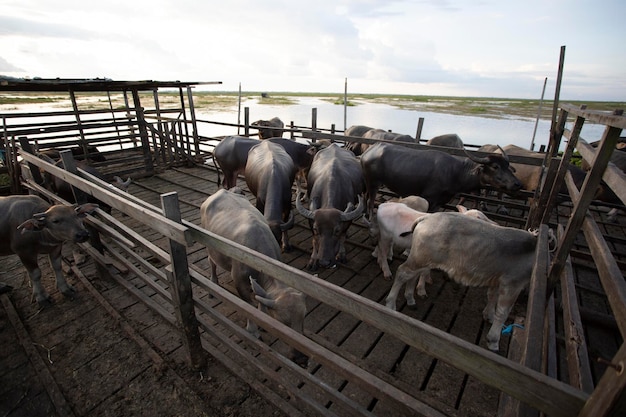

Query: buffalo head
left=296, top=194, right=365, bottom=270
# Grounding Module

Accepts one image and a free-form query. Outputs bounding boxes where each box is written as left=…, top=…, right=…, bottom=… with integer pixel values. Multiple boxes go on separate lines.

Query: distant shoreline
left=0, top=91, right=623, bottom=121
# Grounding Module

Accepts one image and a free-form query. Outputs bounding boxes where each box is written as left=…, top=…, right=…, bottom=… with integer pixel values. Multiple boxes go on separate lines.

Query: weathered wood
left=161, top=192, right=205, bottom=369
left=560, top=235, right=594, bottom=393
left=577, top=343, right=626, bottom=417
left=565, top=174, right=626, bottom=337
left=187, top=223, right=588, bottom=417
left=1, top=294, right=76, bottom=417
left=20, top=151, right=193, bottom=246
left=188, top=268, right=447, bottom=417
left=549, top=125, right=622, bottom=286
left=577, top=138, right=626, bottom=205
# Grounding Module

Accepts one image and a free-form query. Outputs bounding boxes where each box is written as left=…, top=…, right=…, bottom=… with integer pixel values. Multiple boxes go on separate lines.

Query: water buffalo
left=245, top=141, right=297, bottom=251
left=344, top=126, right=414, bottom=156
left=39, top=153, right=131, bottom=213
left=0, top=195, right=97, bottom=305
left=213, top=136, right=259, bottom=189
left=344, top=125, right=375, bottom=156
left=251, top=117, right=285, bottom=139
left=360, top=142, right=522, bottom=218
left=372, top=202, right=496, bottom=281
left=426, top=134, right=464, bottom=148
left=295, top=144, right=365, bottom=270
left=386, top=211, right=550, bottom=352
left=200, top=189, right=307, bottom=366
left=213, top=136, right=319, bottom=191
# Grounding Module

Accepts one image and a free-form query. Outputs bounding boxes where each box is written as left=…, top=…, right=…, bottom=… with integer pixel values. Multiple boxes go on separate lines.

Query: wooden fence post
left=160, top=192, right=206, bottom=369
left=311, top=108, right=317, bottom=132
left=416, top=117, right=424, bottom=142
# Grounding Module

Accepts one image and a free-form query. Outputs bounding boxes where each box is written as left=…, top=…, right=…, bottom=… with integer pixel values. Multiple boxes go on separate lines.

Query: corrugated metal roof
left=0, top=77, right=222, bottom=92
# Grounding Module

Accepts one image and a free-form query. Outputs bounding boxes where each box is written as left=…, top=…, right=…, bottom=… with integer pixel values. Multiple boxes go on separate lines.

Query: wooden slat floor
left=1, top=161, right=623, bottom=416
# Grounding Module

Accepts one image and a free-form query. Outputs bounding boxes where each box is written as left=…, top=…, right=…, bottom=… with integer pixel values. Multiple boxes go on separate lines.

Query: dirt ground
left=0, top=253, right=287, bottom=417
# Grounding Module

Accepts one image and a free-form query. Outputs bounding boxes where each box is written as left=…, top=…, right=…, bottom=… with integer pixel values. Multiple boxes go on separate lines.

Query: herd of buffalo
left=2, top=119, right=624, bottom=359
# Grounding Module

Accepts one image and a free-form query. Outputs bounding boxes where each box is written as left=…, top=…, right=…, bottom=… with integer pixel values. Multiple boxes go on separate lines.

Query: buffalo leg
left=485, top=284, right=524, bottom=351
left=416, top=272, right=433, bottom=298
left=386, top=263, right=425, bottom=310
left=403, top=275, right=419, bottom=307
left=376, top=237, right=393, bottom=281
left=483, top=286, right=498, bottom=322
left=48, top=246, right=75, bottom=299
left=19, top=255, right=49, bottom=305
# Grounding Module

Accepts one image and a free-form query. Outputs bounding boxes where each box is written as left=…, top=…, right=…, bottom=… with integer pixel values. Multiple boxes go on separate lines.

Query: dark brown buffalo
left=360, top=142, right=522, bottom=218
left=0, top=195, right=97, bottom=305
left=295, top=144, right=365, bottom=270
left=245, top=141, right=297, bottom=251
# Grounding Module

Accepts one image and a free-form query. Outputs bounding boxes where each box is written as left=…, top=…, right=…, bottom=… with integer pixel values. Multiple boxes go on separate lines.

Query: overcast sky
left=1, top=0, right=624, bottom=100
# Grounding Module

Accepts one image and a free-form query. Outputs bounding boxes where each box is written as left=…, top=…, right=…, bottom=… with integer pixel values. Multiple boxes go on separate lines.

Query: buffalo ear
left=255, top=295, right=277, bottom=310
left=17, top=213, right=47, bottom=233
left=75, top=203, right=98, bottom=217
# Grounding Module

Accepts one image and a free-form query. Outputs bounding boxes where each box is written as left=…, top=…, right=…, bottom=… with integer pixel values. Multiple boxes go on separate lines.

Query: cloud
left=0, top=15, right=95, bottom=39
left=0, top=56, right=23, bottom=72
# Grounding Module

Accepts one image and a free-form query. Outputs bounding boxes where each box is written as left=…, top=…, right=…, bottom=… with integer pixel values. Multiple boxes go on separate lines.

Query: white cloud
left=0, top=0, right=624, bottom=100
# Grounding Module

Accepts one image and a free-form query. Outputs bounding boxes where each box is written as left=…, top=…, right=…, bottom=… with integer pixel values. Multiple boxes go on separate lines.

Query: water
left=195, top=97, right=608, bottom=151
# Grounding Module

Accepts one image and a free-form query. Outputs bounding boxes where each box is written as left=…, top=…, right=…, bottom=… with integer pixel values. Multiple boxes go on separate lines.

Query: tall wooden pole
left=530, top=77, right=548, bottom=151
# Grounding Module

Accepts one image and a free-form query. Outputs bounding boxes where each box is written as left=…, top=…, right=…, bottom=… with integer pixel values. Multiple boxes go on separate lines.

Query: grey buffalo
left=344, top=125, right=414, bottom=156
left=426, top=134, right=464, bottom=148
left=245, top=141, right=297, bottom=251
left=200, top=189, right=308, bottom=366
left=251, top=117, right=285, bottom=139
left=386, top=211, right=549, bottom=352
left=360, top=142, right=522, bottom=218
left=0, top=195, right=97, bottom=305
left=296, top=144, right=365, bottom=270
left=213, top=136, right=259, bottom=189
left=213, top=136, right=319, bottom=190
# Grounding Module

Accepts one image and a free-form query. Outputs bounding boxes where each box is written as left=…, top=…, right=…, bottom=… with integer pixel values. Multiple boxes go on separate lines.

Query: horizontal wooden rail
left=19, top=151, right=193, bottom=246
left=186, top=223, right=588, bottom=417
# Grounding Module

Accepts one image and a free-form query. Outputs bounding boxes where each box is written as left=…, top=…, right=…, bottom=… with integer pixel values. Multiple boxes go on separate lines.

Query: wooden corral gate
left=1, top=79, right=625, bottom=416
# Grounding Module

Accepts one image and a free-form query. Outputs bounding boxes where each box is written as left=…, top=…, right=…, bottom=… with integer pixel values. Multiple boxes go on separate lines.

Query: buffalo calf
left=0, top=195, right=97, bottom=305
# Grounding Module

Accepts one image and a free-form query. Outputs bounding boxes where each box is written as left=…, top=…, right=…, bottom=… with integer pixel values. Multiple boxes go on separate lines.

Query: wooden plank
left=188, top=268, right=448, bottom=417
left=565, top=175, right=626, bottom=337
left=0, top=294, right=76, bottom=417
left=188, top=222, right=588, bottom=417
left=577, top=343, right=626, bottom=417
left=161, top=192, right=205, bottom=369
left=20, top=151, right=193, bottom=246
left=560, top=237, right=594, bottom=393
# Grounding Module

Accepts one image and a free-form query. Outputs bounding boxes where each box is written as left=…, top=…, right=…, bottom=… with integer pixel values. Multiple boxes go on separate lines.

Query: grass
left=1, top=91, right=624, bottom=121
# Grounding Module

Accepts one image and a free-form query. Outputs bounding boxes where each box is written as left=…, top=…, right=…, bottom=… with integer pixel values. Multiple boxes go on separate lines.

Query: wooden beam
left=186, top=223, right=588, bottom=417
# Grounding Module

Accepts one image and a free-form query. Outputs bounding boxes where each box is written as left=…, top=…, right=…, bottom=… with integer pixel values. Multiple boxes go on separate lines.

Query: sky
left=1, top=0, right=624, bottom=101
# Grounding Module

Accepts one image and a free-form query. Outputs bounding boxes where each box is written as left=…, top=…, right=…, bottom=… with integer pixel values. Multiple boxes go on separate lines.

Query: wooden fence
left=6, top=100, right=624, bottom=416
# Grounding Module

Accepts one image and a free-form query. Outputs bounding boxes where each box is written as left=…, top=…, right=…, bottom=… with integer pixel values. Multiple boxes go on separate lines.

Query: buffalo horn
left=250, top=277, right=268, bottom=298
left=295, top=192, right=315, bottom=219
left=339, top=195, right=365, bottom=222
left=496, top=145, right=510, bottom=162
left=113, top=176, right=132, bottom=190
left=464, top=149, right=491, bottom=165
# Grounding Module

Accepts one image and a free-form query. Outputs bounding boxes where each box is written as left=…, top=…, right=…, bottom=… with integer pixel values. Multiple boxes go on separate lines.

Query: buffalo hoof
left=60, top=285, right=77, bottom=300
left=282, top=244, right=293, bottom=253
left=406, top=303, right=418, bottom=310
left=307, top=262, right=319, bottom=272
left=35, top=296, right=54, bottom=308
left=382, top=274, right=392, bottom=282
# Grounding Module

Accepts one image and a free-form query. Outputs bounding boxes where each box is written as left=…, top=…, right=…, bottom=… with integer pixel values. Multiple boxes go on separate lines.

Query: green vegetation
left=1, top=90, right=624, bottom=121
left=324, top=96, right=356, bottom=106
